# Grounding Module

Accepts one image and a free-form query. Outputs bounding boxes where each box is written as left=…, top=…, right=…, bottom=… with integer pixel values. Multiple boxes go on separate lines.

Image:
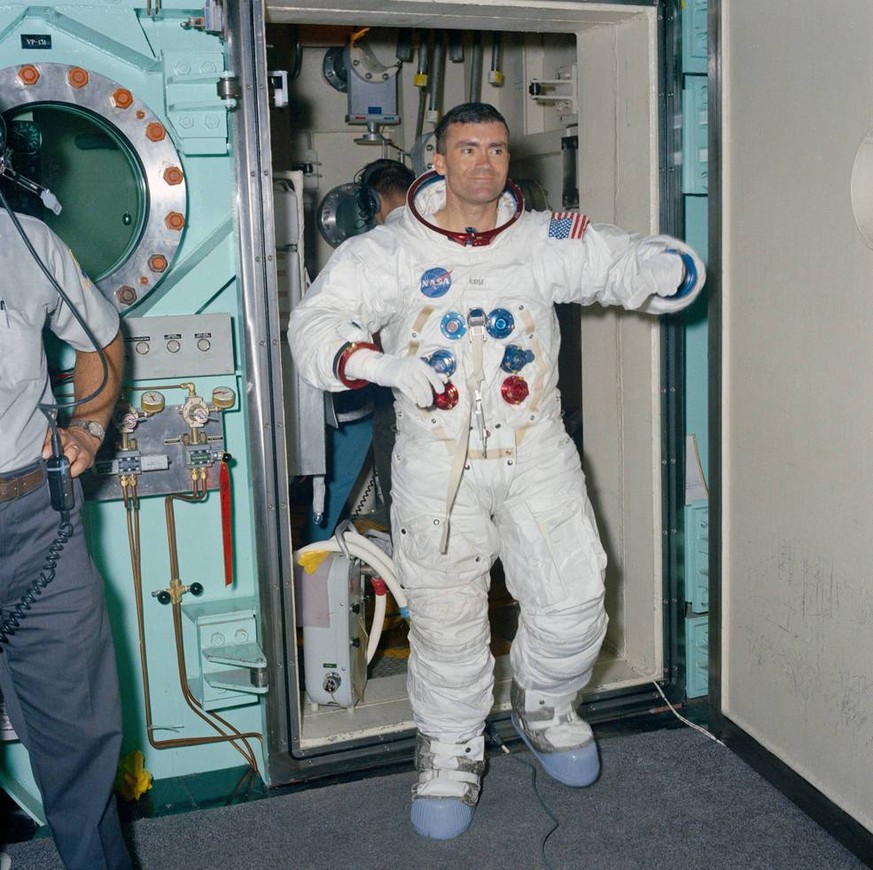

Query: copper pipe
left=124, top=483, right=263, bottom=772
left=165, top=492, right=263, bottom=771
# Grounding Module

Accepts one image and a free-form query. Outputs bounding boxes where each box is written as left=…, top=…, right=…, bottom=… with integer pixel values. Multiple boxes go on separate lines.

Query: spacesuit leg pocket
left=508, top=499, right=607, bottom=610
left=393, top=513, right=490, bottom=592
left=393, top=511, right=496, bottom=737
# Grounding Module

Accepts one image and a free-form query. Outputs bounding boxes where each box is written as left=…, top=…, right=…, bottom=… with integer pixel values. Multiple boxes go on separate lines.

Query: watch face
left=73, top=420, right=105, bottom=440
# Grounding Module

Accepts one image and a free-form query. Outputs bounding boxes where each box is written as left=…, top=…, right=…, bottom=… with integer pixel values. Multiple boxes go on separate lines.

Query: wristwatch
left=68, top=419, right=106, bottom=443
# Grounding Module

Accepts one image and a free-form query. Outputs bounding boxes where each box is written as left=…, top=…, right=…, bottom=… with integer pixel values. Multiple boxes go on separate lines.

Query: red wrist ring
left=335, top=341, right=380, bottom=389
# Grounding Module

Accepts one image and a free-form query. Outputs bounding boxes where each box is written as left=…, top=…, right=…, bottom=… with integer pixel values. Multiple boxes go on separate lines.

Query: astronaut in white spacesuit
left=288, top=102, right=704, bottom=841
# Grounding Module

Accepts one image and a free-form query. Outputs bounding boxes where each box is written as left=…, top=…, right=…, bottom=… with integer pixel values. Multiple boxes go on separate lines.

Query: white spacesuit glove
left=345, top=349, right=446, bottom=408
left=637, top=237, right=706, bottom=315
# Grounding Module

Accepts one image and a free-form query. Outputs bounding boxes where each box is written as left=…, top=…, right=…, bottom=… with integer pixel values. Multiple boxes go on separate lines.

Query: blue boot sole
left=411, top=797, right=475, bottom=839
left=511, top=713, right=600, bottom=787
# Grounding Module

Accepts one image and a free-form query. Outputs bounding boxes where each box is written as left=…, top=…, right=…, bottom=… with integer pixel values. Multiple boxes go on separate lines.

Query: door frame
left=230, top=0, right=694, bottom=786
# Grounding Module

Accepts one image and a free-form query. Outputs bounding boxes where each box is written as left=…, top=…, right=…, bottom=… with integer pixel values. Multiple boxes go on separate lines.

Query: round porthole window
left=3, top=103, right=146, bottom=281
left=0, top=63, right=188, bottom=312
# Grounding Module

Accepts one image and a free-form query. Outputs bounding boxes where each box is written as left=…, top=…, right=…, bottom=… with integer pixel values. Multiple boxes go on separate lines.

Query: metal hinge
left=183, top=0, right=225, bottom=35
left=217, top=72, right=241, bottom=105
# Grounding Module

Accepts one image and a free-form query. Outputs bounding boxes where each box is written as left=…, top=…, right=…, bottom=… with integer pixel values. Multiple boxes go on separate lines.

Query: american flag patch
left=548, top=212, right=590, bottom=240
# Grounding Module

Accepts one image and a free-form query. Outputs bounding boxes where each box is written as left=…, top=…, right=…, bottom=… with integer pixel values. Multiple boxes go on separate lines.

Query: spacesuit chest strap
left=406, top=305, right=435, bottom=356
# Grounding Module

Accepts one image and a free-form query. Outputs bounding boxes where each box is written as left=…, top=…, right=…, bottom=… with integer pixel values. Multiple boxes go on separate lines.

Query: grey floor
left=4, top=727, right=868, bottom=869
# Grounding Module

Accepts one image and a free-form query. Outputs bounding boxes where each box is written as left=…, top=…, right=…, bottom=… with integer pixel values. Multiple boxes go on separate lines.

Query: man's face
left=432, top=121, right=510, bottom=209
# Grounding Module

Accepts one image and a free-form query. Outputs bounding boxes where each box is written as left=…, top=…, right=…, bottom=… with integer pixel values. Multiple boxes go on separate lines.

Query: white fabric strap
left=418, top=768, right=481, bottom=786
left=522, top=687, right=579, bottom=713
left=438, top=311, right=487, bottom=553
left=428, top=734, right=485, bottom=764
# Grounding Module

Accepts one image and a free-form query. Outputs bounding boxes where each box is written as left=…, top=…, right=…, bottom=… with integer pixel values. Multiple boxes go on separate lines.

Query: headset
left=355, top=158, right=415, bottom=227
left=0, top=113, right=62, bottom=214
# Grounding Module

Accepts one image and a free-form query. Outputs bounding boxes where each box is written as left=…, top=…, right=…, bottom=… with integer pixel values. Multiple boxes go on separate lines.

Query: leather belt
left=0, top=465, right=46, bottom=503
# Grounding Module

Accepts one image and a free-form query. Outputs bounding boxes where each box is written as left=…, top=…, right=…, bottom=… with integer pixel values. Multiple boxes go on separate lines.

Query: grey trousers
left=0, top=464, right=131, bottom=869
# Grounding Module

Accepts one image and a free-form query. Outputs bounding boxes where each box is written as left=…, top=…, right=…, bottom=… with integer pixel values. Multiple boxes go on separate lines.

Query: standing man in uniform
left=306, top=157, right=417, bottom=540
left=359, top=158, right=416, bottom=513
left=0, top=152, right=132, bottom=867
left=289, top=103, right=703, bottom=840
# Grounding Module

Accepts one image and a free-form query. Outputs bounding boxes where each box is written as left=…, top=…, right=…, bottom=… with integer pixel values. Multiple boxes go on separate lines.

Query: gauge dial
left=181, top=397, right=210, bottom=427
left=211, top=386, right=236, bottom=410
left=141, top=390, right=165, bottom=414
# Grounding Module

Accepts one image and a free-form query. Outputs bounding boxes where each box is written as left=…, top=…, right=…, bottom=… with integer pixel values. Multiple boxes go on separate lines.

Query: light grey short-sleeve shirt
left=0, top=211, right=119, bottom=474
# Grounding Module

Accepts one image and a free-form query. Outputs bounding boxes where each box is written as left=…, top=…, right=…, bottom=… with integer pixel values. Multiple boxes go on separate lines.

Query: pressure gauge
left=119, top=410, right=139, bottom=433
left=181, top=396, right=210, bottom=427
left=211, top=386, right=236, bottom=410
left=141, top=390, right=166, bottom=415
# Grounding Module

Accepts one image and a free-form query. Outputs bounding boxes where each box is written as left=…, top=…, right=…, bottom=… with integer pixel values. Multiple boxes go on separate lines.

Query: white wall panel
left=721, top=0, right=873, bottom=832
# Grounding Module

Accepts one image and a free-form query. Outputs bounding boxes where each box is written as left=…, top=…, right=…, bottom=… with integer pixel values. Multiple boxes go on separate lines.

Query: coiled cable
left=0, top=516, right=73, bottom=648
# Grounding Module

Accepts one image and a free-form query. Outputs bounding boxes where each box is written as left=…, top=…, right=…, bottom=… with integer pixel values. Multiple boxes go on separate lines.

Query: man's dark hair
left=361, top=158, right=415, bottom=199
left=434, top=103, right=510, bottom=154
left=357, top=159, right=415, bottom=224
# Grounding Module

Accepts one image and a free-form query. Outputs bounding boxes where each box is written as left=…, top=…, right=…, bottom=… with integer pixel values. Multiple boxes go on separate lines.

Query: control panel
left=122, top=313, right=235, bottom=380
left=83, top=382, right=235, bottom=501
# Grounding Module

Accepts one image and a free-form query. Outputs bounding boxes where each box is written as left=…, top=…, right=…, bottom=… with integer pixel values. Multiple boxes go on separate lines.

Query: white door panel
left=721, top=0, right=873, bottom=832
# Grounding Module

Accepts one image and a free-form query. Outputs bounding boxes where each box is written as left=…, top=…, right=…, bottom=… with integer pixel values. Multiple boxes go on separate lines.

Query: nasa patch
left=419, top=267, right=453, bottom=298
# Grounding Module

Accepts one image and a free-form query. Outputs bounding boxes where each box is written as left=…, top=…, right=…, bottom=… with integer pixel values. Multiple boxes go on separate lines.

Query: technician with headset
left=0, top=116, right=131, bottom=868
left=305, top=158, right=416, bottom=541
left=357, top=158, right=416, bottom=228
left=358, top=159, right=416, bottom=514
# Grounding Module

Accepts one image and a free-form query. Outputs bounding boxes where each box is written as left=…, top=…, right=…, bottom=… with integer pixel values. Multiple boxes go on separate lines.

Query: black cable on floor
left=485, top=722, right=560, bottom=870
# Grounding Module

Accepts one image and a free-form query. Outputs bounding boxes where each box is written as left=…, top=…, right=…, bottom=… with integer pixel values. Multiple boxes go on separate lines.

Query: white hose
left=295, top=530, right=408, bottom=665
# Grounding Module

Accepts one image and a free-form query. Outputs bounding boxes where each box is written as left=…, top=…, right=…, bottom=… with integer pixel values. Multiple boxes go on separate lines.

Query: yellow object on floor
left=115, top=749, right=153, bottom=801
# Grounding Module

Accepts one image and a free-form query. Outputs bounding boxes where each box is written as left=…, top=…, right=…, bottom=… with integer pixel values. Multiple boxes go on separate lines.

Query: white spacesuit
left=288, top=169, right=704, bottom=839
